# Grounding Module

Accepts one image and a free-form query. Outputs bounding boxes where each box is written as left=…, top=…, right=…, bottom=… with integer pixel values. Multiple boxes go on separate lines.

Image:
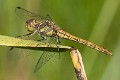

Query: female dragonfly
left=13, top=7, right=112, bottom=72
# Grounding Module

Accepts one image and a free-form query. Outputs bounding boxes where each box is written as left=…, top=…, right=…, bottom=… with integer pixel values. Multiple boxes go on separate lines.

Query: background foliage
left=0, top=0, right=120, bottom=80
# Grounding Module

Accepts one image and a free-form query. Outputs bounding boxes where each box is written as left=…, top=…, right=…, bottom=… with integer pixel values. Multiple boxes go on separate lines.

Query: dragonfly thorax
left=26, top=19, right=37, bottom=32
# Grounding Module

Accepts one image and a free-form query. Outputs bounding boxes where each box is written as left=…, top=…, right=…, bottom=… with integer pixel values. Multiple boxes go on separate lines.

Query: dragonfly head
left=26, top=19, right=37, bottom=32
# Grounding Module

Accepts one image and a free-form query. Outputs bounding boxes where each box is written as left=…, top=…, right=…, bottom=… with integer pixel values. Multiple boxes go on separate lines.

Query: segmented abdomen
left=57, top=29, right=112, bottom=56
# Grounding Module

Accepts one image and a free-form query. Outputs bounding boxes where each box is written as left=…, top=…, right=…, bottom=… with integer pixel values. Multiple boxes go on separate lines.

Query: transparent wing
left=34, top=51, right=55, bottom=72
left=8, top=47, right=33, bottom=60
left=15, top=7, right=45, bottom=21
left=34, top=37, right=60, bottom=72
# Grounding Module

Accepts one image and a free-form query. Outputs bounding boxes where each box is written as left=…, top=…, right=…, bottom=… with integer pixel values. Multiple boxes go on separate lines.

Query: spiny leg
left=16, top=30, right=38, bottom=39
left=16, top=33, right=33, bottom=38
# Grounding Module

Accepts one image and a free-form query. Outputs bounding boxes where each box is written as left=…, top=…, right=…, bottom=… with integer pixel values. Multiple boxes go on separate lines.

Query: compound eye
left=27, top=25, right=34, bottom=32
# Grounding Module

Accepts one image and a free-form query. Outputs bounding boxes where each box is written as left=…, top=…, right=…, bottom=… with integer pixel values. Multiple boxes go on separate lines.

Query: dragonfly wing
left=34, top=51, right=55, bottom=72
left=8, top=47, right=33, bottom=61
left=34, top=36, right=60, bottom=72
left=15, top=7, right=45, bottom=21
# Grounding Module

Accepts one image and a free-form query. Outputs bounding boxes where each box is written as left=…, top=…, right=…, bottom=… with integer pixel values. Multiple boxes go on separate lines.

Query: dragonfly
left=14, top=7, right=112, bottom=72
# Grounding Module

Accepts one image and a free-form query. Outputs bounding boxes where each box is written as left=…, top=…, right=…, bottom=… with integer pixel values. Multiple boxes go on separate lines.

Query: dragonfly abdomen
left=57, top=29, right=112, bottom=56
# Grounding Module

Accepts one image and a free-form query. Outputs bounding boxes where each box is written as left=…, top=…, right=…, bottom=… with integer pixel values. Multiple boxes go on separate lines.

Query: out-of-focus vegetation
left=0, top=0, right=120, bottom=80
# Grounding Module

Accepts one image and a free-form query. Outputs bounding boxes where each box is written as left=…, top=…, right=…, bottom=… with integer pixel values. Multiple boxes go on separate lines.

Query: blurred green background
left=0, top=0, right=120, bottom=80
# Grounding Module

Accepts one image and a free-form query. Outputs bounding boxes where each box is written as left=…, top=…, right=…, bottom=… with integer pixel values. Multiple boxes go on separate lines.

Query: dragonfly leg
left=16, top=30, right=38, bottom=39
left=16, top=33, right=33, bottom=37
left=56, top=37, right=61, bottom=58
left=36, top=35, right=48, bottom=47
left=37, top=35, right=47, bottom=41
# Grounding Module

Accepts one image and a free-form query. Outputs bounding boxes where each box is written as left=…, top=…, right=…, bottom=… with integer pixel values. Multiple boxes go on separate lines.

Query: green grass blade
left=0, top=35, right=71, bottom=52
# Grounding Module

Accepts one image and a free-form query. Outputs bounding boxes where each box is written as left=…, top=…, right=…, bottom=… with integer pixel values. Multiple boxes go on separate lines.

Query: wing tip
left=16, top=7, right=21, bottom=9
